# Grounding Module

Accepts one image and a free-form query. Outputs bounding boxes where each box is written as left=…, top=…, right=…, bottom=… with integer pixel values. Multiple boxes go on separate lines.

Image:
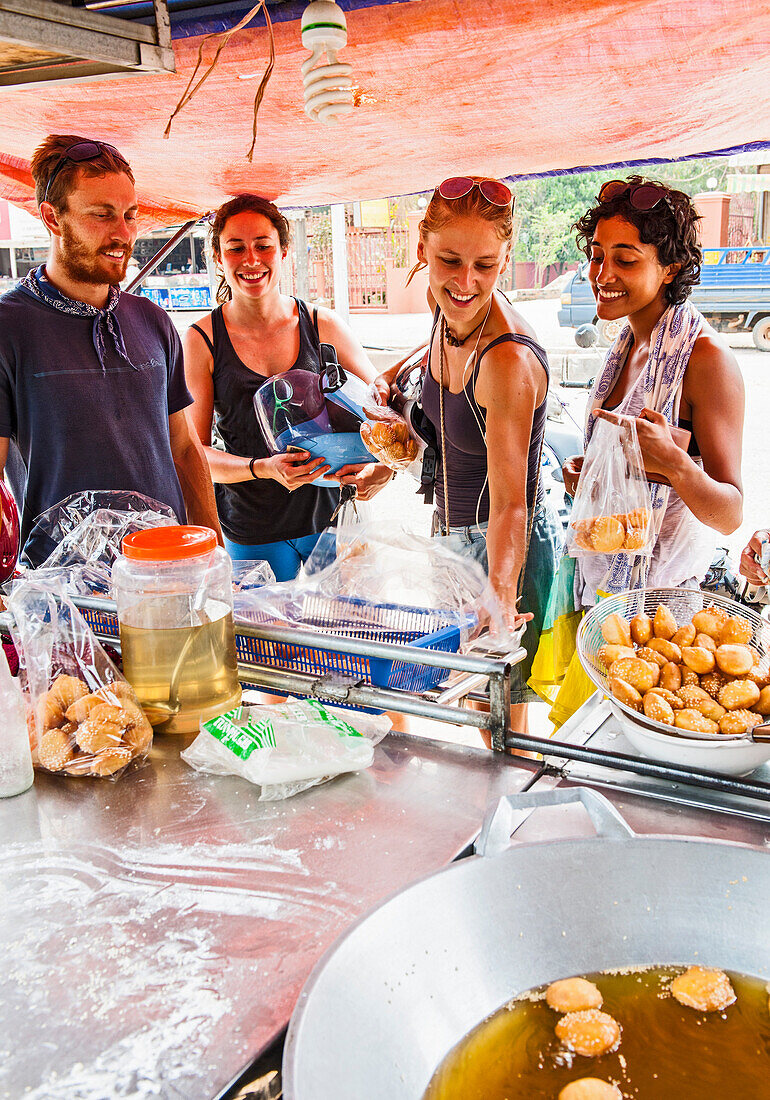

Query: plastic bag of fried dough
left=567, top=415, right=654, bottom=558
left=7, top=574, right=152, bottom=779
left=359, top=386, right=419, bottom=471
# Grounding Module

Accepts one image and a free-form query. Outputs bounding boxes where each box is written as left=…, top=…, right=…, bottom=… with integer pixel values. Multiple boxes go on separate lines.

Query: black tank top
left=421, top=307, right=549, bottom=526
left=191, top=299, right=338, bottom=544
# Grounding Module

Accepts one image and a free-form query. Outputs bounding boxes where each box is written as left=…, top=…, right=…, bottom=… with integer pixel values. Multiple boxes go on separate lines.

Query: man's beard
left=60, top=221, right=131, bottom=285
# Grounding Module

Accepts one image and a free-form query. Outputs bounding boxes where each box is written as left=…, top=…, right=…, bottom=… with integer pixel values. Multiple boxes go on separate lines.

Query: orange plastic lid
left=122, top=525, right=217, bottom=561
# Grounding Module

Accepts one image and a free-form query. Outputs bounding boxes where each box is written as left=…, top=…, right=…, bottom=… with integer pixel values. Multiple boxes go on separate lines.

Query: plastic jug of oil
left=112, top=526, right=241, bottom=734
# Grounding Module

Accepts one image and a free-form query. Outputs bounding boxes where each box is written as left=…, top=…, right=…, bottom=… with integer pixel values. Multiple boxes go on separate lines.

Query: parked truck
left=558, top=246, right=770, bottom=350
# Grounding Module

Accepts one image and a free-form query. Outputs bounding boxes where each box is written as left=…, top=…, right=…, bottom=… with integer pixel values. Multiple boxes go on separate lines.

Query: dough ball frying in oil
left=670, top=966, right=736, bottom=1012
left=558, top=1080, right=623, bottom=1100
left=555, top=1010, right=621, bottom=1057
left=545, top=977, right=603, bottom=1014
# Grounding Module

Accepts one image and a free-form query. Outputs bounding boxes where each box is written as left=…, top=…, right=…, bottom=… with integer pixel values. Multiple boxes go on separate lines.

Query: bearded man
left=0, top=135, right=221, bottom=563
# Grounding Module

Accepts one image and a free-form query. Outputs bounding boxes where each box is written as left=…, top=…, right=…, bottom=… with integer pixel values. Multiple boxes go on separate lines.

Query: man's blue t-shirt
left=0, top=285, right=193, bottom=564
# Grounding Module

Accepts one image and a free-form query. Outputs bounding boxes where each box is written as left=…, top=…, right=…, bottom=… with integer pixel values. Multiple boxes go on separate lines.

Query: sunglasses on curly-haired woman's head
left=598, top=179, right=671, bottom=211
left=436, top=177, right=514, bottom=208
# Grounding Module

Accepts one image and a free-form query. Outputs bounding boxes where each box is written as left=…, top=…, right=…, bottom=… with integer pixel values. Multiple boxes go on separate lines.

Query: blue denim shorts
left=436, top=505, right=562, bottom=703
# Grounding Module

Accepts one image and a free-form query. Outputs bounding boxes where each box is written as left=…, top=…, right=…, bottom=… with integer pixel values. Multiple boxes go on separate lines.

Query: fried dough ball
left=648, top=638, right=682, bottom=664
left=715, top=644, right=754, bottom=678
left=643, top=691, right=674, bottom=725
left=679, top=665, right=700, bottom=687
left=626, top=507, right=651, bottom=529
left=717, top=616, right=753, bottom=647
left=601, top=614, right=633, bottom=648
left=97, top=680, right=136, bottom=706
left=49, top=674, right=89, bottom=710
left=609, top=677, right=642, bottom=712
left=747, top=665, right=770, bottom=689
left=121, top=704, right=153, bottom=755
left=65, top=693, right=105, bottom=724
left=90, top=747, right=133, bottom=777
left=752, top=686, right=770, bottom=715
left=38, top=727, right=77, bottom=771
left=76, top=709, right=125, bottom=754
left=691, top=610, right=724, bottom=640
left=546, top=978, right=603, bottom=1013
left=681, top=646, right=716, bottom=675
left=660, top=662, right=682, bottom=692
left=636, top=646, right=667, bottom=668
left=591, top=517, right=625, bottom=553
left=37, top=692, right=65, bottom=733
left=719, top=709, right=763, bottom=736
left=622, top=527, right=646, bottom=551
left=559, top=1082, right=622, bottom=1100
left=630, top=614, right=653, bottom=646
left=699, top=671, right=727, bottom=700
left=574, top=531, right=595, bottom=552
left=555, top=1010, right=621, bottom=1057
left=718, top=679, right=761, bottom=711
left=674, top=709, right=719, bottom=735
left=676, top=685, right=725, bottom=721
left=598, top=644, right=636, bottom=669
left=609, top=657, right=659, bottom=693
left=653, top=604, right=677, bottom=641
left=671, top=623, right=696, bottom=648
left=646, top=687, right=684, bottom=710
left=670, top=966, right=736, bottom=1012
left=694, top=632, right=717, bottom=653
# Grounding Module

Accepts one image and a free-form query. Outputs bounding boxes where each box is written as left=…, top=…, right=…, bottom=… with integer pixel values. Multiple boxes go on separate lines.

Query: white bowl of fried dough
left=577, top=588, right=770, bottom=776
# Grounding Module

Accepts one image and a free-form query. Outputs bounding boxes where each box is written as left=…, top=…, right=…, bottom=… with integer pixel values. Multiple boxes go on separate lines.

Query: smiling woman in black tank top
left=183, top=195, right=392, bottom=580
left=373, top=178, right=562, bottom=725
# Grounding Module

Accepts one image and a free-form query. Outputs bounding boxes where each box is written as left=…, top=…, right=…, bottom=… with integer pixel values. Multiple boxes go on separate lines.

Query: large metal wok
left=283, top=788, right=770, bottom=1098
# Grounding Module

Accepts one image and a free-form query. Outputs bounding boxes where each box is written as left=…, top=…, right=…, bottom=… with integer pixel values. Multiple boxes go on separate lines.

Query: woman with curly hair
left=563, top=176, right=745, bottom=606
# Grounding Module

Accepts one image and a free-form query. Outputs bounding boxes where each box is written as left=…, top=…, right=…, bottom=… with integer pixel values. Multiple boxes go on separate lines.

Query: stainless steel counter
left=0, top=733, right=538, bottom=1100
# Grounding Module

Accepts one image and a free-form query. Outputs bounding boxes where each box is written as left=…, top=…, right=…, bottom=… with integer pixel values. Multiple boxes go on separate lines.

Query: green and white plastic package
left=181, top=697, right=391, bottom=800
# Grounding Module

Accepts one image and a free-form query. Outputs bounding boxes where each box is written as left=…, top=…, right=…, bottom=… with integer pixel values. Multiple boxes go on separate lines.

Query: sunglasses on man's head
left=598, top=179, right=670, bottom=211
left=437, top=177, right=514, bottom=208
left=43, top=140, right=129, bottom=205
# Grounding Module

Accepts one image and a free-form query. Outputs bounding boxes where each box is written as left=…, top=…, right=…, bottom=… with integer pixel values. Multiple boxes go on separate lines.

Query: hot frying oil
left=121, top=613, right=241, bottom=734
left=423, top=967, right=770, bottom=1099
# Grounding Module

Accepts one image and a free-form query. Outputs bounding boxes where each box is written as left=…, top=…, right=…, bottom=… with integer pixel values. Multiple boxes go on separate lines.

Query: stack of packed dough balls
left=600, top=603, right=770, bottom=735
left=34, top=674, right=153, bottom=776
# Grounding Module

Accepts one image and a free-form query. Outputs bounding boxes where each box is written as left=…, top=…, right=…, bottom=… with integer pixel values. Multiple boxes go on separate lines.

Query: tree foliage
left=512, top=156, right=731, bottom=267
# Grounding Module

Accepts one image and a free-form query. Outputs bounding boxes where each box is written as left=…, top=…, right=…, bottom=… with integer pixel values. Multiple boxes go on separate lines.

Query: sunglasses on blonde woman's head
left=437, top=177, right=514, bottom=208
left=598, top=179, right=670, bottom=211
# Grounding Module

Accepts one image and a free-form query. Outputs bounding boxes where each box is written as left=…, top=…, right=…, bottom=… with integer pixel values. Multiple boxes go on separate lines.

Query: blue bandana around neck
left=18, top=265, right=138, bottom=375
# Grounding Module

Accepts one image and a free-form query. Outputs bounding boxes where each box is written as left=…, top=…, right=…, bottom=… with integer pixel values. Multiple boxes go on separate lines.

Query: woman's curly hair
left=574, top=176, right=702, bottom=305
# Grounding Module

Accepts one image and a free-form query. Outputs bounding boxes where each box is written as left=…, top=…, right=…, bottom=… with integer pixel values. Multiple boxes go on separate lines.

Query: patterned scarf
left=580, top=299, right=703, bottom=594
left=18, top=265, right=137, bottom=375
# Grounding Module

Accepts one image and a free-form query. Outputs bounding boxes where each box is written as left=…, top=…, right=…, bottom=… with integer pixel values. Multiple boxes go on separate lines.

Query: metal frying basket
left=577, top=587, right=770, bottom=740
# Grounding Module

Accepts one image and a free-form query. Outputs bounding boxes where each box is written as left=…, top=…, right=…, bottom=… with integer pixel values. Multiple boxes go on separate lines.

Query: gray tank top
left=421, top=308, right=549, bottom=526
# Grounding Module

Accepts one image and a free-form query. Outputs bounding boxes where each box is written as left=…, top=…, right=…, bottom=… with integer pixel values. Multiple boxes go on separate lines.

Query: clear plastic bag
left=360, top=384, right=420, bottom=471
left=181, top=697, right=390, bottom=800
left=25, top=490, right=176, bottom=571
left=230, top=559, right=277, bottom=592
left=567, top=416, right=654, bottom=558
left=7, top=574, right=153, bottom=779
left=235, top=519, right=512, bottom=650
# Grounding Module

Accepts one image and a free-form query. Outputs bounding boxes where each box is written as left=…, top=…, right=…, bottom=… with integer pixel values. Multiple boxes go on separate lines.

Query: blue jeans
left=436, top=505, right=563, bottom=703
left=223, top=532, right=323, bottom=582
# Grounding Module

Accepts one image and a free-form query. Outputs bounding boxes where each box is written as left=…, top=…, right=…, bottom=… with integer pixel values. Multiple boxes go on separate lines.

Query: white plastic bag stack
left=181, top=697, right=391, bottom=800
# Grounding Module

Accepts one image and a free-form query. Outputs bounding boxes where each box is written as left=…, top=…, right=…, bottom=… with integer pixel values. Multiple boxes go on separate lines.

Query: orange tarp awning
left=0, top=0, right=768, bottom=224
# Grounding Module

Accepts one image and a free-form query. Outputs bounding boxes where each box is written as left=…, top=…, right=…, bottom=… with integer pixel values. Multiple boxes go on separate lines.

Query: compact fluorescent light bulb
left=301, top=1, right=354, bottom=123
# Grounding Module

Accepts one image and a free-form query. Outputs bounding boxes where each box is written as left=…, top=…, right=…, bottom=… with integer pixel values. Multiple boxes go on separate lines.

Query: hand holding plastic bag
left=182, top=698, right=391, bottom=800
left=360, top=383, right=420, bottom=471
left=567, top=415, right=653, bottom=558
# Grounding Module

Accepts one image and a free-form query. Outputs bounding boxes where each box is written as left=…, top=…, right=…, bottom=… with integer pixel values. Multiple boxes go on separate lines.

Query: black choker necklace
left=444, top=316, right=485, bottom=347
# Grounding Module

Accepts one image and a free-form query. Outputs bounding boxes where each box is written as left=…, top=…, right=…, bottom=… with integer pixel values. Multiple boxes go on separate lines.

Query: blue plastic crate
left=235, top=594, right=465, bottom=693
left=81, top=597, right=465, bottom=694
